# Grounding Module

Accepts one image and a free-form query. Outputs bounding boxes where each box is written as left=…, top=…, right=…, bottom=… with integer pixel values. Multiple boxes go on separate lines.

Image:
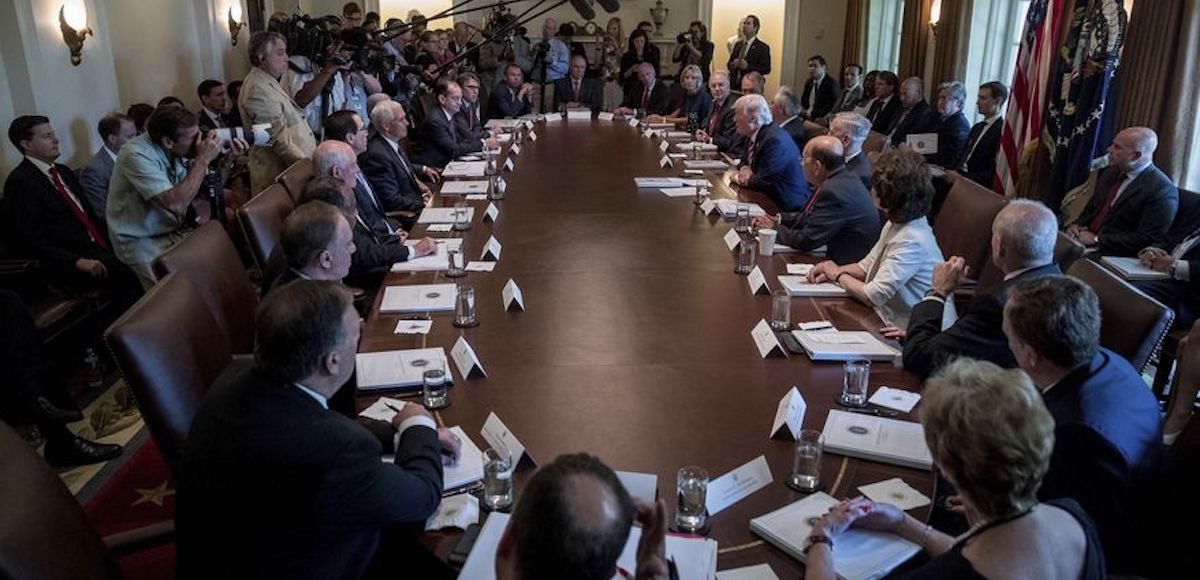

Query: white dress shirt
left=26, top=156, right=86, bottom=210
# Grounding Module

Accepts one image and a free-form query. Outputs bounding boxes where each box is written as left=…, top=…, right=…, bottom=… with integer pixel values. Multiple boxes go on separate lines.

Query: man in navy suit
left=947, top=81, right=1007, bottom=187
left=454, top=72, right=496, bottom=142
left=731, top=94, right=810, bottom=211
left=726, top=15, right=771, bottom=87
left=829, top=112, right=873, bottom=189
left=178, top=281, right=462, bottom=579
left=488, top=64, right=534, bottom=120
left=1003, top=275, right=1161, bottom=569
left=1133, top=223, right=1200, bottom=329
left=753, top=136, right=879, bottom=264
left=770, top=87, right=807, bottom=151
left=864, top=71, right=901, bottom=132
left=696, top=71, right=745, bottom=158
left=1067, top=126, right=1178, bottom=257
left=799, top=55, right=841, bottom=120
left=925, top=81, right=971, bottom=168
left=1, top=115, right=140, bottom=303
left=361, top=102, right=444, bottom=216
left=615, top=63, right=672, bottom=117
left=900, top=200, right=1062, bottom=378
left=553, top=55, right=603, bottom=113
left=885, top=76, right=937, bottom=148
left=79, top=112, right=136, bottom=226
left=413, top=78, right=498, bottom=168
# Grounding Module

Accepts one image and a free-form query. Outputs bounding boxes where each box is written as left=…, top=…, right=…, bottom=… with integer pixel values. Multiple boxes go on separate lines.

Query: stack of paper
left=379, top=283, right=457, bottom=313
left=777, top=276, right=849, bottom=297
left=750, top=492, right=920, bottom=580
left=439, top=181, right=489, bottom=195
left=713, top=199, right=766, bottom=217
left=460, top=513, right=718, bottom=580
left=492, top=119, right=524, bottom=130
left=566, top=108, right=591, bottom=120
left=389, top=238, right=463, bottom=272
left=635, top=177, right=685, bottom=188
left=382, top=426, right=485, bottom=492
left=417, top=207, right=475, bottom=224
left=442, top=161, right=487, bottom=177
left=355, top=347, right=450, bottom=391
left=790, top=330, right=901, bottom=362
left=820, top=410, right=933, bottom=470
left=675, top=141, right=719, bottom=152
left=684, top=159, right=731, bottom=170
left=1101, top=256, right=1170, bottom=281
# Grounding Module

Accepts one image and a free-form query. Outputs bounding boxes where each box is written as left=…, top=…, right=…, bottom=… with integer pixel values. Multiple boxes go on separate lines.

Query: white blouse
left=855, top=217, right=948, bottom=328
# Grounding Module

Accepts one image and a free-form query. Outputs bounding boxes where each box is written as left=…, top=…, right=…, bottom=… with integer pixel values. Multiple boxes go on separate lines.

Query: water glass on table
left=734, top=204, right=751, bottom=235
left=789, top=430, right=824, bottom=492
left=675, top=466, right=709, bottom=533
left=482, top=448, right=514, bottom=510
left=735, top=239, right=756, bottom=274
left=446, top=246, right=465, bottom=278
left=453, top=284, right=478, bottom=327
left=422, top=367, right=449, bottom=410
left=453, top=201, right=471, bottom=231
left=770, top=287, right=791, bottom=331
left=841, top=359, right=871, bottom=407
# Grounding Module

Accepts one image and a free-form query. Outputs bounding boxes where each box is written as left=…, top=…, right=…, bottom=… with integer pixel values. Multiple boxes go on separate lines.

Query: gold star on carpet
left=132, top=481, right=175, bottom=507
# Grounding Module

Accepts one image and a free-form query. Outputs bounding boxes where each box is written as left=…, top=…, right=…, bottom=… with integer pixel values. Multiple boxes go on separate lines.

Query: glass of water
left=446, top=245, right=465, bottom=278
left=693, top=186, right=709, bottom=205
left=482, top=448, right=514, bottom=510
left=485, top=148, right=498, bottom=176
left=735, top=239, right=756, bottom=275
left=675, top=466, right=709, bottom=533
left=488, top=175, right=505, bottom=200
left=789, top=430, right=823, bottom=492
left=453, top=284, right=478, bottom=327
left=422, top=367, right=449, bottom=410
left=770, top=288, right=791, bottom=331
left=453, top=201, right=470, bottom=231
left=841, top=359, right=871, bottom=407
left=735, top=204, right=751, bottom=235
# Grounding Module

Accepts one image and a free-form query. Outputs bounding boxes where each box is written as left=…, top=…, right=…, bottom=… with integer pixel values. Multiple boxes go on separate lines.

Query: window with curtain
left=959, top=0, right=1028, bottom=121
left=866, top=0, right=906, bottom=73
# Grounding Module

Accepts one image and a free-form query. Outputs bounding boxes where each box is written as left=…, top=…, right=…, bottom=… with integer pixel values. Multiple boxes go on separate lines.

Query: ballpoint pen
left=841, top=406, right=899, bottom=418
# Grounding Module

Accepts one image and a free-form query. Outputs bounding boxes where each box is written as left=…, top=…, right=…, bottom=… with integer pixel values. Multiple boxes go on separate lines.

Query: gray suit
left=78, top=148, right=116, bottom=227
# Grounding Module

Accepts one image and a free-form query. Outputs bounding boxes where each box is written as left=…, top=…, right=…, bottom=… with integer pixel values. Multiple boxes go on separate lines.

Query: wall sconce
left=929, top=0, right=942, bottom=36
left=59, top=2, right=92, bottom=66
left=228, top=3, right=244, bottom=46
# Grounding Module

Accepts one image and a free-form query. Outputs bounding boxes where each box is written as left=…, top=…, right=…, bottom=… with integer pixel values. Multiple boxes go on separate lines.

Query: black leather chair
left=1053, top=231, right=1087, bottom=273
left=275, top=158, right=314, bottom=202
left=152, top=222, right=257, bottom=354
left=0, top=422, right=173, bottom=580
left=104, top=273, right=232, bottom=477
left=236, top=183, right=294, bottom=272
left=1068, top=259, right=1174, bottom=372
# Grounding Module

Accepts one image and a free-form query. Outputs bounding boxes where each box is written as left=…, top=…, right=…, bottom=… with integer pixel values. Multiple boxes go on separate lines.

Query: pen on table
left=841, top=406, right=899, bottom=418
left=442, top=482, right=482, bottom=498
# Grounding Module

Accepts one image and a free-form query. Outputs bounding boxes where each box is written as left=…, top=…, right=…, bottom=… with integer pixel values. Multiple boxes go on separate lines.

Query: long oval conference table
left=357, top=119, right=933, bottom=578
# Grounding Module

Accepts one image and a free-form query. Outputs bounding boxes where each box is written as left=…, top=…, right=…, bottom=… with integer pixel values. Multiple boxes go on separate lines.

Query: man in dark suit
left=455, top=72, right=495, bottom=142
left=726, top=15, right=771, bottom=87
left=826, top=64, right=864, bottom=120
left=79, top=112, right=136, bottom=226
left=413, top=78, right=499, bottom=168
left=362, top=102, right=445, bottom=217
left=195, top=79, right=238, bottom=133
left=731, top=94, right=810, bottom=212
left=1, top=116, right=140, bottom=304
left=770, top=87, right=807, bottom=151
left=886, top=76, right=938, bottom=147
left=1133, top=225, right=1200, bottom=329
left=554, top=55, right=603, bottom=113
left=615, top=63, right=672, bottom=117
left=924, top=81, right=971, bottom=167
left=1003, top=276, right=1161, bottom=570
left=1067, top=127, right=1178, bottom=257
left=753, top=136, right=880, bottom=264
left=488, top=64, right=534, bottom=120
left=947, top=81, right=1007, bottom=187
left=829, top=112, right=874, bottom=189
left=864, top=71, right=901, bottom=132
left=900, top=200, right=1061, bottom=378
left=261, top=201, right=355, bottom=298
left=799, top=55, right=841, bottom=120
left=178, top=280, right=462, bottom=579
left=696, top=71, right=745, bottom=158
left=322, top=111, right=410, bottom=236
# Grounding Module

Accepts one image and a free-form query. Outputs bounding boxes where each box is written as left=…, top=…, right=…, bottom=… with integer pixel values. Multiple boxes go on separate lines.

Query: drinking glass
left=675, top=466, right=708, bottom=532
left=421, top=367, right=449, bottom=410
left=735, top=239, right=756, bottom=275
left=484, top=148, right=498, bottom=176
left=841, top=360, right=871, bottom=407
left=488, top=174, right=505, bottom=200
left=789, top=430, right=823, bottom=492
left=734, top=204, right=751, bottom=235
left=770, top=288, right=791, bottom=331
left=691, top=143, right=704, bottom=160
left=693, top=186, right=709, bottom=205
left=446, top=245, right=465, bottom=278
left=453, top=285, right=478, bottom=327
left=452, top=201, right=470, bottom=231
left=482, top=448, right=514, bottom=510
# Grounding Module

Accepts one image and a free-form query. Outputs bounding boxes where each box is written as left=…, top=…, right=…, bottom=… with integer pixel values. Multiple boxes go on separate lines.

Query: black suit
left=1072, top=165, right=1179, bottom=256
left=1039, top=348, right=1162, bottom=569
left=196, top=108, right=237, bottom=133
left=886, top=100, right=938, bottom=147
left=178, top=361, right=444, bottom=579
left=776, top=168, right=881, bottom=264
left=865, top=95, right=901, bottom=132
left=801, top=75, right=841, bottom=120
left=553, top=76, right=603, bottom=113
left=454, top=102, right=489, bottom=143
left=487, top=83, right=533, bottom=120
left=412, top=108, right=482, bottom=168
left=0, top=159, right=139, bottom=300
left=833, top=84, right=864, bottom=114
left=727, top=38, right=771, bottom=86
left=349, top=217, right=412, bottom=285
left=778, top=116, right=808, bottom=151
left=845, top=152, right=873, bottom=190
left=705, top=94, right=745, bottom=158
left=360, top=133, right=427, bottom=215
left=620, top=80, right=672, bottom=116
left=1133, top=228, right=1200, bottom=329
left=903, top=263, right=1062, bottom=378
left=926, top=112, right=970, bottom=167
left=954, top=118, right=1003, bottom=187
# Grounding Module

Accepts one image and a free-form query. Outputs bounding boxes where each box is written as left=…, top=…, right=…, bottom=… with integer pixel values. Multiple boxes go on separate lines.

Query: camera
left=676, top=32, right=692, bottom=44
left=209, top=124, right=271, bottom=151
left=269, top=15, right=395, bottom=77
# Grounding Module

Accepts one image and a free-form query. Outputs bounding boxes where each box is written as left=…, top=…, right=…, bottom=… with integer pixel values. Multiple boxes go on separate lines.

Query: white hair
left=370, top=100, right=404, bottom=130
left=313, top=141, right=355, bottom=177
left=710, top=69, right=730, bottom=84
left=993, top=199, right=1057, bottom=267
left=735, top=94, right=772, bottom=128
left=831, top=112, right=871, bottom=144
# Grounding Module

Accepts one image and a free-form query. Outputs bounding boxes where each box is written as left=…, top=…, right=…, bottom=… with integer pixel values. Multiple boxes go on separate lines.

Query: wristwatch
left=924, top=288, right=946, bottom=300
left=804, top=533, right=833, bottom=553
left=1169, top=263, right=1178, bottom=279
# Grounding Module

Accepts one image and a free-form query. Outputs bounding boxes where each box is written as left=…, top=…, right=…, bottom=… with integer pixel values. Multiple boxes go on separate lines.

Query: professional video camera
left=269, top=14, right=397, bottom=77
left=483, top=6, right=520, bottom=45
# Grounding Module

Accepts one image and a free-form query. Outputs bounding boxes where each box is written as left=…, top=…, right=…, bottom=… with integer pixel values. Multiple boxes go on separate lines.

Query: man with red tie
left=694, top=70, right=746, bottom=158
left=2, top=115, right=141, bottom=303
left=614, top=63, right=672, bottom=118
left=1067, top=126, right=1178, bottom=257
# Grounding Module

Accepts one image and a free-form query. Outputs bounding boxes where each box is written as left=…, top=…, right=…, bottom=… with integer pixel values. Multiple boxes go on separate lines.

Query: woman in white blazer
left=807, top=148, right=946, bottom=329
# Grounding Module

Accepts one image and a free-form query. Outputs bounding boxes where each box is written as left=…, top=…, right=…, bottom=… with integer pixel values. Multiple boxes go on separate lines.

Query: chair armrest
left=0, top=258, right=39, bottom=277
left=103, top=520, right=176, bottom=558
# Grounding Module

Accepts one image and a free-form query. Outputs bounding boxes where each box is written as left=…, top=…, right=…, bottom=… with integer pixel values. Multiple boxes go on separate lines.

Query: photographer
left=241, top=31, right=317, bottom=194
left=106, top=108, right=247, bottom=288
left=292, top=28, right=383, bottom=134
left=672, top=21, right=713, bottom=82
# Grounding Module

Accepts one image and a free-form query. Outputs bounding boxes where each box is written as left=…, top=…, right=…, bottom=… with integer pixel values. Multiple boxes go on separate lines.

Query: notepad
left=382, top=426, right=485, bottom=492
left=388, top=238, right=463, bottom=272
left=566, top=108, right=591, bottom=120
left=713, top=199, right=766, bottom=217
left=439, top=181, right=489, bottom=195
left=777, top=276, right=848, bottom=297
left=417, top=207, right=475, bottom=224
left=379, top=284, right=457, bottom=313
left=1101, top=256, right=1171, bottom=281
left=635, top=177, right=685, bottom=188
left=355, top=348, right=450, bottom=391
left=676, top=141, right=719, bottom=152
left=660, top=187, right=699, bottom=197
left=750, top=492, right=920, bottom=580
left=790, top=330, right=901, bottom=362
left=820, top=410, right=933, bottom=470
left=442, top=161, right=488, bottom=177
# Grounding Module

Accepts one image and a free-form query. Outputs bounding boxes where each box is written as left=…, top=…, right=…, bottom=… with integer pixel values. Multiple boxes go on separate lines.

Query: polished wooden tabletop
left=359, top=120, right=932, bottom=577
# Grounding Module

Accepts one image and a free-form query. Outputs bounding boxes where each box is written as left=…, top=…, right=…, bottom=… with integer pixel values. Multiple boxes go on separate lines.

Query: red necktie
left=641, top=88, right=650, bottom=110
left=49, top=167, right=108, bottom=250
left=1087, top=173, right=1127, bottom=233
left=803, top=184, right=823, bottom=213
left=708, top=101, right=721, bottom=135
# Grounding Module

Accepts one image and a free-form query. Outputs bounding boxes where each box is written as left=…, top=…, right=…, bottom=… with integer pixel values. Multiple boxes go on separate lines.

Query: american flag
left=996, top=0, right=1070, bottom=196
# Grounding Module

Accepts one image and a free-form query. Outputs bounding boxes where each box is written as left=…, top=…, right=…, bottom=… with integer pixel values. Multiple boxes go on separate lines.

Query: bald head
left=803, top=136, right=845, bottom=185
left=991, top=199, right=1057, bottom=271
left=313, top=140, right=359, bottom=190
left=1108, top=126, right=1158, bottom=173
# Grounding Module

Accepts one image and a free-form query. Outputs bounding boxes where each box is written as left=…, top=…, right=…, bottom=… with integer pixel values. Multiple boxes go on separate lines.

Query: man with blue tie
left=730, top=94, right=810, bottom=212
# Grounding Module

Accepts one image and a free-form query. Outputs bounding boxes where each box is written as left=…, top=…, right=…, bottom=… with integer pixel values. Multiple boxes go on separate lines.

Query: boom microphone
left=568, top=0, right=596, bottom=20
left=595, top=0, right=621, bottom=13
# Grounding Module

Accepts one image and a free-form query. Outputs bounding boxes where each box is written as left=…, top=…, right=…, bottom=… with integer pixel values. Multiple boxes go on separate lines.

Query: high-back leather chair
left=803, top=120, right=829, bottom=138
left=863, top=131, right=887, bottom=155
left=104, top=273, right=232, bottom=477
left=1167, top=188, right=1200, bottom=246
left=1068, top=259, right=1174, bottom=372
left=236, top=183, right=294, bottom=271
left=152, top=222, right=257, bottom=354
left=1054, top=231, right=1087, bottom=273
left=275, top=158, right=314, bottom=201
left=933, top=177, right=1007, bottom=282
